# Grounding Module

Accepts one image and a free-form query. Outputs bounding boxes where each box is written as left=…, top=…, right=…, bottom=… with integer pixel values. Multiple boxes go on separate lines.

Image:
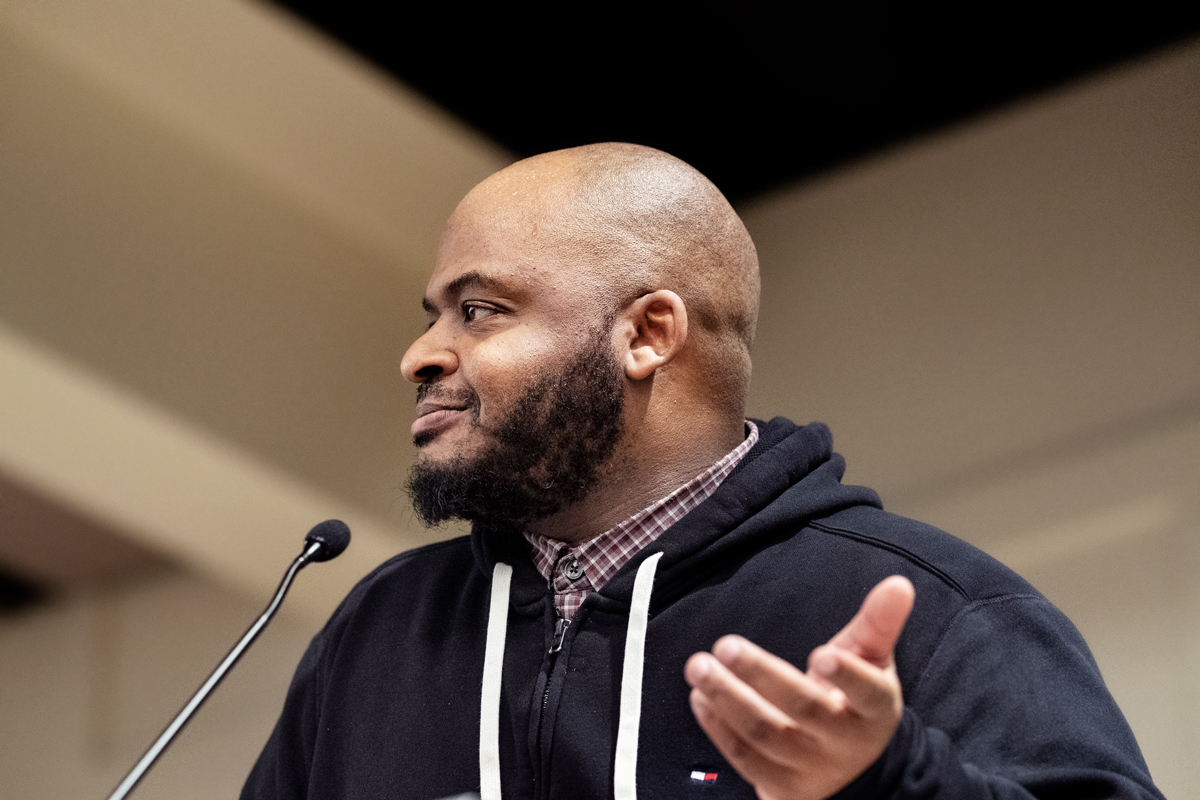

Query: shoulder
left=806, top=503, right=1037, bottom=604
left=786, top=504, right=1063, bottom=687
left=350, top=534, right=477, bottom=593
left=311, top=535, right=483, bottom=652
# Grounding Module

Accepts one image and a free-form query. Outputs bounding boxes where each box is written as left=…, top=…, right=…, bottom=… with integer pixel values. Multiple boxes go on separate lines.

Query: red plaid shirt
left=523, top=421, right=759, bottom=619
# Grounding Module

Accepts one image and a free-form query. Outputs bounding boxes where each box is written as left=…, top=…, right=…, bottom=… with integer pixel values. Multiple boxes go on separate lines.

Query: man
left=242, top=144, right=1161, bottom=799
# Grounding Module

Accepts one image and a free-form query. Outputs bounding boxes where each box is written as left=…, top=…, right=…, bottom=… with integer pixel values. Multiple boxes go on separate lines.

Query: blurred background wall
left=0, top=1, right=1196, bottom=797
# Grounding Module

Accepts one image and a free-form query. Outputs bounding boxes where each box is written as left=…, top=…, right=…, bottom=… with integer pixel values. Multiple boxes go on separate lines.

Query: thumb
left=828, top=575, right=915, bottom=668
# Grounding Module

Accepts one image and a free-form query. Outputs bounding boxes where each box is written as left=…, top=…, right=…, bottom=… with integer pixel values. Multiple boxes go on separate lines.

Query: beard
left=406, top=330, right=625, bottom=527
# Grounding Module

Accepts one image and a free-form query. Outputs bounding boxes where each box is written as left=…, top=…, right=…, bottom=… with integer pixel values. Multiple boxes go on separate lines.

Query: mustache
left=415, top=382, right=479, bottom=410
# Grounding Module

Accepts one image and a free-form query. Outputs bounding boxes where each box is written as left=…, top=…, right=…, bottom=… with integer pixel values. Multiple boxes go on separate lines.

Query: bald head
left=444, top=143, right=760, bottom=409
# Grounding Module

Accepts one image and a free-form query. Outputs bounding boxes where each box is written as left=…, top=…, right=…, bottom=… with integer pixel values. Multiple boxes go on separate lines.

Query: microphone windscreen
left=305, top=519, right=351, bottom=561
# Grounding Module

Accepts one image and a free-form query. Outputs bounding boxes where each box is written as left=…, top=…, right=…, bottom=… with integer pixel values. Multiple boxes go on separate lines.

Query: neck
left=523, top=413, right=745, bottom=546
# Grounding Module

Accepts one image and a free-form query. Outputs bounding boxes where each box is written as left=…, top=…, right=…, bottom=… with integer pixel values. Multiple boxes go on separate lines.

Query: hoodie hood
left=471, top=418, right=882, bottom=611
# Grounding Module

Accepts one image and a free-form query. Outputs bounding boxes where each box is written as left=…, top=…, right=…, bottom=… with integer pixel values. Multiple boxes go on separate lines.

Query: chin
left=414, top=431, right=479, bottom=464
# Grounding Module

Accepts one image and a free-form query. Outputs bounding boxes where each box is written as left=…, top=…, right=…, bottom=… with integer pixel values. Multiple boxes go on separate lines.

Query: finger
left=828, top=575, right=914, bottom=667
left=685, top=651, right=799, bottom=729
left=685, top=651, right=831, bottom=766
left=689, top=689, right=800, bottom=797
left=710, top=635, right=842, bottom=723
left=807, top=644, right=902, bottom=720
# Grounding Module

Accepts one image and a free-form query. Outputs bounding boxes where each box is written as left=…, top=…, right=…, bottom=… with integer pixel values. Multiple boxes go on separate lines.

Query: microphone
left=104, top=520, right=352, bottom=800
left=303, top=518, right=351, bottom=561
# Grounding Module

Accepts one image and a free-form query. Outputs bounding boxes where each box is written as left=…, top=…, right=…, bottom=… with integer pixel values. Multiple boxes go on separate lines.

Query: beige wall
left=0, top=572, right=314, bottom=798
left=0, top=0, right=1195, bottom=796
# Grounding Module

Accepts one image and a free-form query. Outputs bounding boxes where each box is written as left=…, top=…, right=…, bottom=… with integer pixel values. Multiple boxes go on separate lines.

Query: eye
left=463, top=303, right=499, bottom=323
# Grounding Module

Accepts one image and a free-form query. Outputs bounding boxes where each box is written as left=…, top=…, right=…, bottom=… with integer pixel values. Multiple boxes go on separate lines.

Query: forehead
left=426, top=180, right=601, bottom=302
left=426, top=220, right=564, bottom=302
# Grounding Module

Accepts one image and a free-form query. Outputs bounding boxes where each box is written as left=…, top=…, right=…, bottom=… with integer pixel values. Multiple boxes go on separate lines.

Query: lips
left=412, top=405, right=469, bottom=437
left=412, top=387, right=477, bottom=440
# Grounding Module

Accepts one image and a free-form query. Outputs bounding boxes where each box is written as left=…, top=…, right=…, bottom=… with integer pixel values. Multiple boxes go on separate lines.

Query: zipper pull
left=549, top=617, right=571, bottom=653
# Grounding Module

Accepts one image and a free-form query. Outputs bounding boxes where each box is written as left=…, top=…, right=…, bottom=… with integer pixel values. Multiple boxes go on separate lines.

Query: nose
left=400, top=324, right=459, bottom=384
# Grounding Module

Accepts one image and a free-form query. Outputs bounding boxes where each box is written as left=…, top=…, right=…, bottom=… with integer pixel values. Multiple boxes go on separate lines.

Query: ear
left=620, top=290, right=688, bottom=380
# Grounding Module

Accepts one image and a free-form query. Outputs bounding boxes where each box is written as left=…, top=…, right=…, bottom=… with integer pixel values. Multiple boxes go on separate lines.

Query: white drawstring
left=478, top=553, right=662, bottom=800
left=479, top=562, right=512, bottom=800
left=613, top=552, right=663, bottom=800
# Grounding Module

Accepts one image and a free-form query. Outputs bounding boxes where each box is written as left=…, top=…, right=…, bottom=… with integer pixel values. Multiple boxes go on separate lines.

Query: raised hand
left=684, top=576, right=916, bottom=800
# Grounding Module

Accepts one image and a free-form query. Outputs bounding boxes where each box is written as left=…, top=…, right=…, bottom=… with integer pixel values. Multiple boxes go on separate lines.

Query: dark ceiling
left=272, top=3, right=1200, bottom=202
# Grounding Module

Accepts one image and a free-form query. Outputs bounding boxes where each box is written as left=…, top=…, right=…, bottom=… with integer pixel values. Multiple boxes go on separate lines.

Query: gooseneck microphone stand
left=105, top=520, right=351, bottom=800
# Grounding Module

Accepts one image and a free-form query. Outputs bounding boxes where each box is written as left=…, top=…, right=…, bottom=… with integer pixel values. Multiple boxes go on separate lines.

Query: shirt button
left=563, top=559, right=584, bottom=581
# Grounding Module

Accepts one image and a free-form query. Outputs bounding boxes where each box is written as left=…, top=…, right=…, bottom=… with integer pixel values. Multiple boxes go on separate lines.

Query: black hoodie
left=242, top=418, right=1162, bottom=800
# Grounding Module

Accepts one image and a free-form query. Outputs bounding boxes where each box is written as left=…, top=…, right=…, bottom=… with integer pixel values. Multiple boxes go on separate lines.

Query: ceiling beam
left=0, top=321, right=421, bottom=623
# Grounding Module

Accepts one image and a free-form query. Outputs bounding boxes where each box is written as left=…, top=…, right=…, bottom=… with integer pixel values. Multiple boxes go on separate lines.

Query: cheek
left=465, top=333, right=563, bottom=417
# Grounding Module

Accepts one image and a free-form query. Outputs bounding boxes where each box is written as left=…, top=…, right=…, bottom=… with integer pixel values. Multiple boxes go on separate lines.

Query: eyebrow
left=422, top=270, right=505, bottom=313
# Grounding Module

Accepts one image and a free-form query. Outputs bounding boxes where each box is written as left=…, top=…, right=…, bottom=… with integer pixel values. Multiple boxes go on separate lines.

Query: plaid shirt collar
left=523, top=421, right=759, bottom=620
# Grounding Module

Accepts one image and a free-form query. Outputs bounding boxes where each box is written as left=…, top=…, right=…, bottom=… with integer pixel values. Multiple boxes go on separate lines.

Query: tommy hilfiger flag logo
left=690, top=770, right=718, bottom=784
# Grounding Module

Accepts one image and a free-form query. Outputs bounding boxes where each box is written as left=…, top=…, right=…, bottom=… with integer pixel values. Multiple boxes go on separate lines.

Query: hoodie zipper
left=549, top=616, right=570, bottom=654
left=535, top=616, right=570, bottom=783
